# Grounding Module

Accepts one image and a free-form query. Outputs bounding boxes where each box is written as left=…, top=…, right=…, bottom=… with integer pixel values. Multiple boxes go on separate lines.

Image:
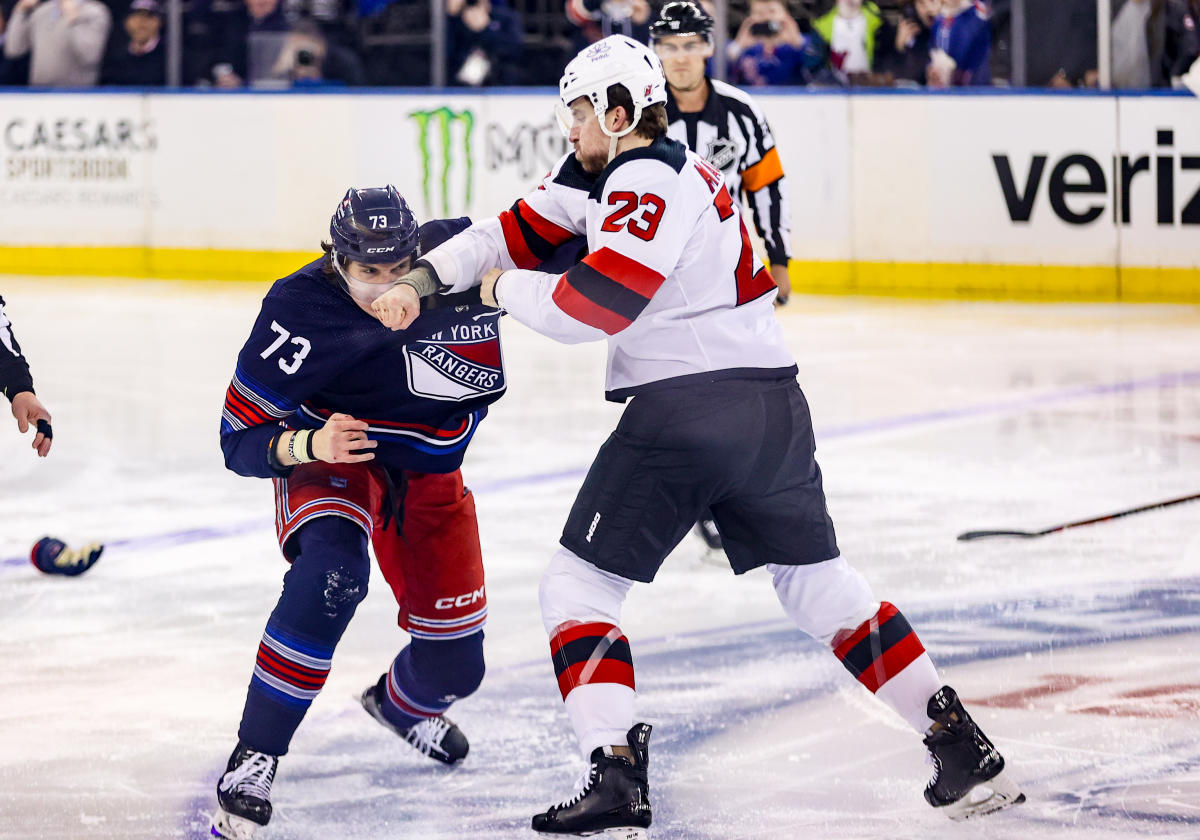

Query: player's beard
left=574, top=144, right=607, bottom=175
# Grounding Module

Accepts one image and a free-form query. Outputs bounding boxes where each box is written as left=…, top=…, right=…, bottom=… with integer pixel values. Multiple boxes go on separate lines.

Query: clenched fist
left=371, top=282, right=422, bottom=331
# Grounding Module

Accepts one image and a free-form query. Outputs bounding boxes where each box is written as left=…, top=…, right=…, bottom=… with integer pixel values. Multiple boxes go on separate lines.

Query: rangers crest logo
left=403, top=320, right=506, bottom=402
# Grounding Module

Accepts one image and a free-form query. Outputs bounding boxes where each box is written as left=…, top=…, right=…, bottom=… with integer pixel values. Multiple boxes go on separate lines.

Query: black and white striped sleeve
left=731, top=93, right=793, bottom=267
left=0, top=296, right=35, bottom=402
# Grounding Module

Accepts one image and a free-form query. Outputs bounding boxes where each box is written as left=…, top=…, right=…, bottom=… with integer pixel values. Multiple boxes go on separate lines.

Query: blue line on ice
left=6, top=367, right=1199, bottom=570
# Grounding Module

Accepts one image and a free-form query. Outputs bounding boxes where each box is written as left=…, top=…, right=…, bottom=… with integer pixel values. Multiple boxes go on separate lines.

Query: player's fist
left=11, top=391, right=53, bottom=456
left=312, top=412, right=377, bottom=463
left=371, top=282, right=421, bottom=331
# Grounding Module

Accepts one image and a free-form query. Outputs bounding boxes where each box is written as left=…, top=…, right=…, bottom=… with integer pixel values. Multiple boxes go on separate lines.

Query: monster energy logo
left=409, top=107, right=474, bottom=217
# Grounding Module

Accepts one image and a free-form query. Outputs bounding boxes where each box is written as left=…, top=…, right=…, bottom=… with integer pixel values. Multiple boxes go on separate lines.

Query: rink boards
left=0, top=88, right=1197, bottom=300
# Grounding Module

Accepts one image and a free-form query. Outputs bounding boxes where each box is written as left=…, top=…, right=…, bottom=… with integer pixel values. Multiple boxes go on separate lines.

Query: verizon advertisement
left=0, top=91, right=1196, bottom=282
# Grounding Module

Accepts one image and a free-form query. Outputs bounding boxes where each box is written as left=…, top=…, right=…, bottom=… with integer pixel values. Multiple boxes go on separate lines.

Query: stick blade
left=956, top=529, right=1042, bottom=541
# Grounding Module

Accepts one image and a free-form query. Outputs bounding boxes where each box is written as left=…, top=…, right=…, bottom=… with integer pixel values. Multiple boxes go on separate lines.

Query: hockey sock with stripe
left=550, top=621, right=637, bottom=758
left=831, top=601, right=941, bottom=733
left=379, top=632, right=486, bottom=729
left=237, top=517, right=369, bottom=755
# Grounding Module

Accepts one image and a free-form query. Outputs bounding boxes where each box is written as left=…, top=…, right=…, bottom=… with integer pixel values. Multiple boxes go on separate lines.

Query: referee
left=651, top=0, right=793, bottom=305
left=1, top=296, right=53, bottom=457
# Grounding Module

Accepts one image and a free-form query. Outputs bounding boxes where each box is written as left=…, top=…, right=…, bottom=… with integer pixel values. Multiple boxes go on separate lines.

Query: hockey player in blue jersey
left=210, top=186, right=505, bottom=840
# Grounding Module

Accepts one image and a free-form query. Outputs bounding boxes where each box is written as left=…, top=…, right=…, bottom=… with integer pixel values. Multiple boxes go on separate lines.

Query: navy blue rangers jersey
left=220, top=218, right=508, bottom=479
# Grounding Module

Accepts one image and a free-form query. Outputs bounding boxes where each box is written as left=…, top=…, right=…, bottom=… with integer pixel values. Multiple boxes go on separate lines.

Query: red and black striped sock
left=832, top=602, right=926, bottom=693
left=549, top=622, right=635, bottom=700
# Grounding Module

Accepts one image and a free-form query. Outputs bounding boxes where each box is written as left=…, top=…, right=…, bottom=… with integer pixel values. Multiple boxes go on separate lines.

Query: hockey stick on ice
left=956, top=492, right=1200, bottom=541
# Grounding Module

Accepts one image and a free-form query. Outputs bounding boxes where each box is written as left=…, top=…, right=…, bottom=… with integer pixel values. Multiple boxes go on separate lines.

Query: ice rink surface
left=2, top=276, right=1198, bottom=839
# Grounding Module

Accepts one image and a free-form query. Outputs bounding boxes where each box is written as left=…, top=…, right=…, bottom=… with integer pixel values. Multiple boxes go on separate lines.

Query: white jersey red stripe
left=421, top=137, right=796, bottom=401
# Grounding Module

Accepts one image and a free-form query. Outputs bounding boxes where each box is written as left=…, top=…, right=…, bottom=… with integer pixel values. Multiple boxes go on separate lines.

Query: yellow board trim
left=1, top=246, right=1197, bottom=302
left=787, top=260, right=1200, bottom=303
left=1, top=246, right=315, bottom=284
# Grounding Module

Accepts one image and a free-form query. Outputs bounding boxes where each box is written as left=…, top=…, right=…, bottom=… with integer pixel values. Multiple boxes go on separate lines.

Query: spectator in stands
left=927, top=0, right=990, bottom=86
left=447, top=0, right=524, bottom=85
left=208, top=0, right=289, bottom=86
left=990, top=0, right=1104, bottom=87
left=284, top=0, right=358, bottom=49
left=1111, top=0, right=1199, bottom=88
left=729, top=0, right=802, bottom=60
left=730, top=0, right=826, bottom=85
left=0, top=3, right=26, bottom=84
left=812, top=0, right=883, bottom=80
left=269, top=18, right=365, bottom=85
left=3, top=0, right=111, bottom=85
left=565, top=0, right=651, bottom=52
left=873, top=0, right=936, bottom=85
left=101, top=0, right=166, bottom=85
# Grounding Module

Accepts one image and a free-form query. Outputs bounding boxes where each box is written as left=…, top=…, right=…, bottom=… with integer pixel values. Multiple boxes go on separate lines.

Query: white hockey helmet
left=558, top=35, right=668, bottom=140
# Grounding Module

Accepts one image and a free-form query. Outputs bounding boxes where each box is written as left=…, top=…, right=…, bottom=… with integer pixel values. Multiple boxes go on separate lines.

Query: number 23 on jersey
left=601, top=191, right=666, bottom=242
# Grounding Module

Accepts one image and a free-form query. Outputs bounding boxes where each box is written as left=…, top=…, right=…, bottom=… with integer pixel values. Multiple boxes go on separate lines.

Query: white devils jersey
left=421, top=137, right=796, bottom=401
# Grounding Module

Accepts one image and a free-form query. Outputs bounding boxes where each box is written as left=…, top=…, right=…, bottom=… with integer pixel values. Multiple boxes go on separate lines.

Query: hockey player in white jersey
left=373, top=35, right=1023, bottom=837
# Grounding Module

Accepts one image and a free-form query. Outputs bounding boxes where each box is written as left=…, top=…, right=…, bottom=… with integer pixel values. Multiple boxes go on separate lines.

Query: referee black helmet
left=650, top=1, right=714, bottom=42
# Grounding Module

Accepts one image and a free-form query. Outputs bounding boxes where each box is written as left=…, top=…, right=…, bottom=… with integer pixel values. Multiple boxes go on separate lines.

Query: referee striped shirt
left=0, top=296, right=35, bottom=401
left=665, top=78, right=792, bottom=266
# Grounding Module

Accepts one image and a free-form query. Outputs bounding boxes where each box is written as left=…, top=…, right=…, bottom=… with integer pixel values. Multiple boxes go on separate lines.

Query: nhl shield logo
left=404, top=321, right=506, bottom=402
left=705, top=138, right=738, bottom=173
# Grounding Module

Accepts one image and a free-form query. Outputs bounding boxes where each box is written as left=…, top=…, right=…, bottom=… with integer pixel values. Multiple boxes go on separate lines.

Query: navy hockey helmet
left=329, top=185, right=419, bottom=265
left=650, top=1, right=714, bottom=42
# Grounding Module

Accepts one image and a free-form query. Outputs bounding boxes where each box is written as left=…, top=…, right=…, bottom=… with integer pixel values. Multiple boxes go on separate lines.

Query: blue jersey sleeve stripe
left=233, top=363, right=298, bottom=414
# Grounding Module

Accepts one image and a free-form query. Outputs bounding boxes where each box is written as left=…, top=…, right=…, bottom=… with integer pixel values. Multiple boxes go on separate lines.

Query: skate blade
left=534, top=828, right=648, bottom=839
left=944, top=771, right=1026, bottom=821
left=211, top=808, right=262, bottom=840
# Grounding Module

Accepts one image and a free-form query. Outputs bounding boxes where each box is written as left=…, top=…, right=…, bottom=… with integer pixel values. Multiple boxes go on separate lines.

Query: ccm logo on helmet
left=365, top=246, right=396, bottom=254
left=435, top=586, right=486, bottom=610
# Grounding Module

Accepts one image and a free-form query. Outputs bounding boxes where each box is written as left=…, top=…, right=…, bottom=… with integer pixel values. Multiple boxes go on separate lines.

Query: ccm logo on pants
left=435, top=587, right=486, bottom=610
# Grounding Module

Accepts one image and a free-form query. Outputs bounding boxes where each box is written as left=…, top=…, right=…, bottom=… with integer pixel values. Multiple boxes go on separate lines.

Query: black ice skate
left=532, top=723, right=652, bottom=839
left=360, top=674, right=469, bottom=764
left=923, top=686, right=1025, bottom=820
left=210, top=742, right=278, bottom=840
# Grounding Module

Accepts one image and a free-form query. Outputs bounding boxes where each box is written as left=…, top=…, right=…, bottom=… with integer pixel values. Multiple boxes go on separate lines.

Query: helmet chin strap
left=597, top=100, right=643, bottom=166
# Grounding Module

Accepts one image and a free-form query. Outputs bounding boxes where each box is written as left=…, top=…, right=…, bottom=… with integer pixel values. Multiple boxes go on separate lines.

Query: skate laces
left=554, top=763, right=599, bottom=811
left=219, top=751, right=276, bottom=801
left=405, top=716, right=452, bottom=757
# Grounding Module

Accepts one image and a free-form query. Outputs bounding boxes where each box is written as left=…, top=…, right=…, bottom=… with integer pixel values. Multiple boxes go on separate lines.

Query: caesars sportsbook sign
left=0, top=96, right=158, bottom=246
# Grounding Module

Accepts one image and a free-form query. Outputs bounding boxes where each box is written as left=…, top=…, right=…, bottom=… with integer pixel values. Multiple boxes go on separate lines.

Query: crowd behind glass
left=0, top=0, right=1196, bottom=91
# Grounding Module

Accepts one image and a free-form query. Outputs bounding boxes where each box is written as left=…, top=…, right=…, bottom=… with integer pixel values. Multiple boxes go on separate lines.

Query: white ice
left=1, top=278, right=1198, bottom=839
